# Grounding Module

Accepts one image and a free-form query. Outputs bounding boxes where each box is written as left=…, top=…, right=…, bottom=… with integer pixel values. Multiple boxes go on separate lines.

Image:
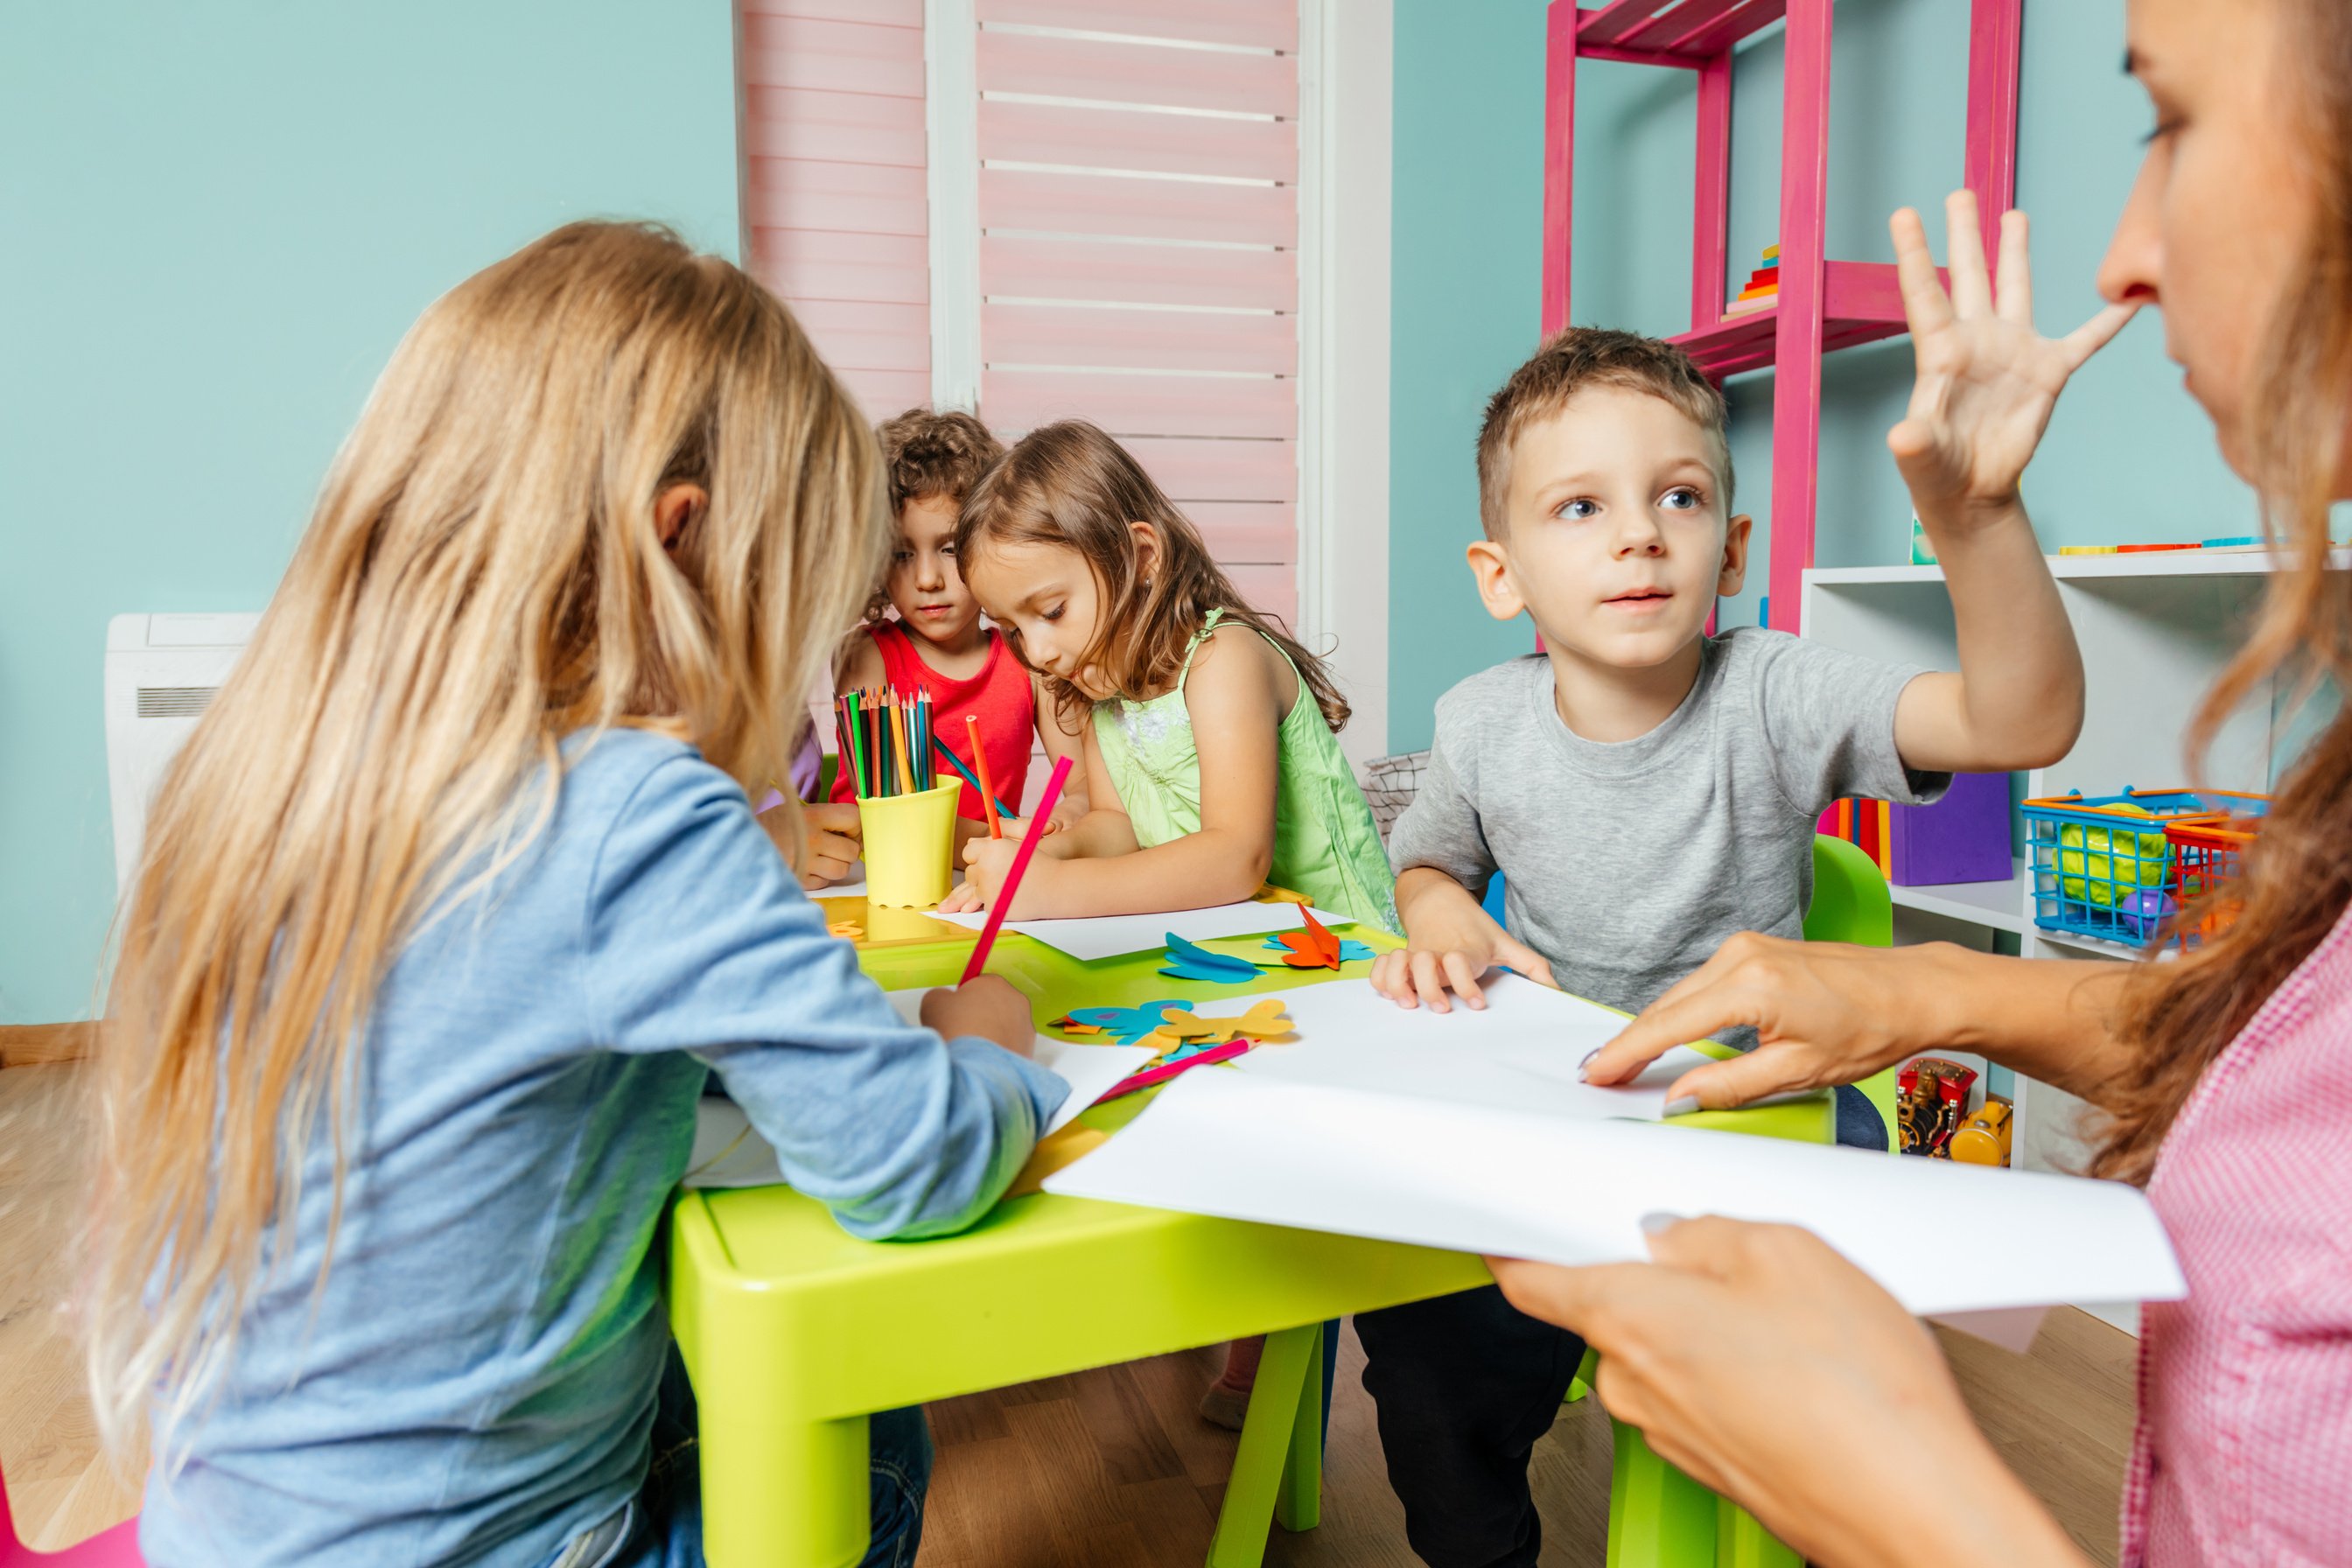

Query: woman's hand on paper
left=920, top=975, right=1035, bottom=1060
left=1585, top=934, right=1954, bottom=1111
left=1486, top=1218, right=2082, bottom=1568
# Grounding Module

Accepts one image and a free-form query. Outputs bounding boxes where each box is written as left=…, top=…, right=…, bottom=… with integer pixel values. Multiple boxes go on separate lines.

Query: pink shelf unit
left=1540, top=0, right=2022, bottom=634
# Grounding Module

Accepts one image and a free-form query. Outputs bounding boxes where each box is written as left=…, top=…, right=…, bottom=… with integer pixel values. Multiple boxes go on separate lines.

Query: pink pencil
left=959, top=755, right=1074, bottom=984
left=1098, top=1040, right=1253, bottom=1103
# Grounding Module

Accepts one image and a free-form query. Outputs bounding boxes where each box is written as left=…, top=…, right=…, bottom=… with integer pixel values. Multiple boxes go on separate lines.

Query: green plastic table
left=666, top=905, right=1841, bottom=1567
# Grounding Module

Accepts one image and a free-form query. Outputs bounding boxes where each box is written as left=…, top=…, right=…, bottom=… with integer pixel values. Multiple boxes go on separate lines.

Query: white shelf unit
left=1802, top=552, right=2321, bottom=1337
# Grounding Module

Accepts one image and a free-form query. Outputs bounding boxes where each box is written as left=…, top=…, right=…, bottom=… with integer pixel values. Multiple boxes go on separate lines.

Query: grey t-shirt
left=1388, top=627, right=1945, bottom=1037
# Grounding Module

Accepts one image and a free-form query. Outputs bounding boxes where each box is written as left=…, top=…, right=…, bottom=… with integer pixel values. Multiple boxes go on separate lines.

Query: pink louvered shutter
left=973, top=1, right=1301, bottom=626
left=740, top=0, right=932, bottom=420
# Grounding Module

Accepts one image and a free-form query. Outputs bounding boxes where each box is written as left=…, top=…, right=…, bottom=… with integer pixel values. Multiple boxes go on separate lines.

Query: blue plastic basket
left=2021, top=788, right=2249, bottom=944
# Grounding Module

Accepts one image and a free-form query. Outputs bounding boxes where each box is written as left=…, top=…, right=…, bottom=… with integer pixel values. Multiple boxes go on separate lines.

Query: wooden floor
left=2, top=1055, right=2138, bottom=1564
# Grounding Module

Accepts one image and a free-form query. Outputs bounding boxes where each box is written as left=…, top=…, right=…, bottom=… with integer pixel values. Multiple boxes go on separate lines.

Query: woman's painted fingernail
left=1662, top=1095, right=1700, bottom=1118
left=1577, top=1047, right=1600, bottom=1082
left=1638, top=1211, right=1681, bottom=1236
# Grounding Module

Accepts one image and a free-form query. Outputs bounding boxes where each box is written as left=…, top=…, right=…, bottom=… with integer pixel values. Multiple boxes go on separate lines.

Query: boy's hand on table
left=1887, top=191, right=2137, bottom=528
left=1371, top=900, right=1558, bottom=1014
left=792, top=802, right=863, bottom=890
left=920, top=975, right=1036, bottom=1060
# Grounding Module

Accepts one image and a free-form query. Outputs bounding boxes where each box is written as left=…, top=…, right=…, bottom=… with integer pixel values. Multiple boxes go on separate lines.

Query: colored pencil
left=959, top=754, right=1074, bottom=983
left=929, top=732, right=1015, bottom=822
left=1097, top=1039, right=1252, bottom=1103
left=892, top=694, right=915, bottom=795
left=851, top=696, right=870, bottom=798
left=968, top=714, right=1003, bottom=838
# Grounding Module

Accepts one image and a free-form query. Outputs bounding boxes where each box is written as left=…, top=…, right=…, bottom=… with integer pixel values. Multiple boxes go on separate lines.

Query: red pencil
left=968, top=713, right=1002, bottom=839
left=959, top=755, right=1073, bottom=983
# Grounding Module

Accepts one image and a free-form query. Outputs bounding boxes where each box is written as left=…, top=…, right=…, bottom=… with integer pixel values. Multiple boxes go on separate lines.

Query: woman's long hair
left=2094, top=0, right=2352, bottom=1182
left=86, top=221, right=886, bottom=1453
left=955, top=419, right=1351, bottom=730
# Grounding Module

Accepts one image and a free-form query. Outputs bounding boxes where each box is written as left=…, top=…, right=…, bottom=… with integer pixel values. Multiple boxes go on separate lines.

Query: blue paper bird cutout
left=1258, top=934, right=1374, bottom=964
left=1059, top=999, right=1195, bottom=1046
left=1158, top=932, right=1263, bottom=984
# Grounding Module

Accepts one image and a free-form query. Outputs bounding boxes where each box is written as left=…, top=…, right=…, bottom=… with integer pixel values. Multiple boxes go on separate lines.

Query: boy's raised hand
left=1888, top=191, right=2138, bottom=522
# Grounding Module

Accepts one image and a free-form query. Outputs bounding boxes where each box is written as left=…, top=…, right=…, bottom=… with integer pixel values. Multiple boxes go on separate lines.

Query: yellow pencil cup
left=858, top=780, right=960, bottom=907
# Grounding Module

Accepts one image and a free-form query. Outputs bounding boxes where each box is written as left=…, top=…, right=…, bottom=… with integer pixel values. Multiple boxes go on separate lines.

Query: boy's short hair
left=877, top=407, right=1004, bottom=513
left=1474, top=328, right=1733, bottom=540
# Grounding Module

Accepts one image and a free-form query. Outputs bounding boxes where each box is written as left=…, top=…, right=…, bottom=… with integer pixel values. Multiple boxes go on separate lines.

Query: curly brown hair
left=1475, top=328, right=1733, bottom=541
left=862, top=407, right=1006, bottom=622
left=955, top=420, right=1351, bottom=732
left=2093, top=0, right=2352, bottom=1184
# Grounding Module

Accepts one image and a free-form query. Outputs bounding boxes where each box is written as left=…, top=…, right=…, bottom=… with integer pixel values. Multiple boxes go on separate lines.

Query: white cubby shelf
left=1801, top=550, right=2318, bottom=1334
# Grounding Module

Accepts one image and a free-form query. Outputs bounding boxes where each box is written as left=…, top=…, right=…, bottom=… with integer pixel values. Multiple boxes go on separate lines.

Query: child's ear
left=1465, top=536, right=1527, bottom=623
left=1128, top=520, right=1161, bottom=585
left=1717, top=512, right=1754, bottom=596
left=654, top=483, right=708, bottom=554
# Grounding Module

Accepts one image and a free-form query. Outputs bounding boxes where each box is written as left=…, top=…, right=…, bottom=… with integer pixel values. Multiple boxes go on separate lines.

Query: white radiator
left=104, top=612, right=258, bottom=894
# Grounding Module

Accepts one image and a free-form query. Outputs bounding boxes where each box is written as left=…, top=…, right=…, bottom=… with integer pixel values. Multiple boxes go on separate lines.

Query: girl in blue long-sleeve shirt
left=83, top=221, right=1059, bottom=1568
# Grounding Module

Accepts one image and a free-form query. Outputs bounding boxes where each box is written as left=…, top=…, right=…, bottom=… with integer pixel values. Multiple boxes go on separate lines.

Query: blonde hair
left=1476, top=328, right=1733, bottom=540
left=956, top=419, right=1351, bottom=731
left=2096, top=0, right=2352, bottom=1183
left=86, top=221, right=885, bottom=1455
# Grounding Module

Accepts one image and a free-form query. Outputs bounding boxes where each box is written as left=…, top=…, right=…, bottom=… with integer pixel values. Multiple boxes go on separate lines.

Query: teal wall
left=1386, top=0, right=2256, bottom=752
left=0, top=3, right=740, bottom=1022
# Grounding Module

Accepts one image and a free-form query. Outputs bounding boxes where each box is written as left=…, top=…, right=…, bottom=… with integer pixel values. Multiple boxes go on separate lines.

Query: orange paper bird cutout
left=1268, top=903, right=1344, bottom=970
left=1143, top=997, right=1295, bottom=1050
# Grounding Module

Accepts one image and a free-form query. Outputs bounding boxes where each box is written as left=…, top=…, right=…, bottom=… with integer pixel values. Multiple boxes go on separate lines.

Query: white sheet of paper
left=1235, top=974, right=1718, bottom=1121
left=682, top=990, right=1156, bottom=1189
left=1044, top=1068, right=2185, bottom=1317
left=928, top=899, right=1353, bottom=962
left=812, top=861, right=867, bottom=900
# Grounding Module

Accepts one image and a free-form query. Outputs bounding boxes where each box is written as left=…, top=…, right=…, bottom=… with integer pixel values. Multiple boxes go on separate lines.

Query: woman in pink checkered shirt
left=1496, top=2, right=2352, bottom=1564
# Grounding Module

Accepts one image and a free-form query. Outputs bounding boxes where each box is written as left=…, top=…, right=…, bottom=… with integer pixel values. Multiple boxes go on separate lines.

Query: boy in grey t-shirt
left=1361, top=315, right=2089, bottom=1568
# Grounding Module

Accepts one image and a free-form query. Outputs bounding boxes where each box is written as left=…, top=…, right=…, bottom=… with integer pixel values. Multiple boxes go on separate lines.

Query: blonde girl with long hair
left=936, top=420, right=1398, bottom=934
left=88, top=222, right=1061, bottom=1568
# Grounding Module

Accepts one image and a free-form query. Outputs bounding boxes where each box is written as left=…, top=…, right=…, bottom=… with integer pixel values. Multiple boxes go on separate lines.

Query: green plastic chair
left=1801, top=832, right=1900, bottom=1148
left=1587, top=833, right=1898, bottom=1567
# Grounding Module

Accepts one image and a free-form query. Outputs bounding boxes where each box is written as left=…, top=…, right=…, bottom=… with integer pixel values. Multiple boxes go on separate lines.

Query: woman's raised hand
left=1583, top=934, right=1956, bottom=1112
left=1889, top=191, right=2138, bottom=522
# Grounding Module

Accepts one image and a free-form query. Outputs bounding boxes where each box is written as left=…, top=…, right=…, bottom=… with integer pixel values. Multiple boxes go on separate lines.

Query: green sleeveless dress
left=1092, top=610, right=1399, bottom=933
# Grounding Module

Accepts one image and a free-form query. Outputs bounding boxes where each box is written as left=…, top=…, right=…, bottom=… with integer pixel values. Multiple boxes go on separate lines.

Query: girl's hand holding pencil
left=918, top=974, right=1036, bottom=1060
left=938, top=831, right=1064, bottom=916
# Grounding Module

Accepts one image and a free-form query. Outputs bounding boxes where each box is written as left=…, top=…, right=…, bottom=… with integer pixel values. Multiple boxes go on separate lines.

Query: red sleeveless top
left=830, top=620, right=1036, bottom=819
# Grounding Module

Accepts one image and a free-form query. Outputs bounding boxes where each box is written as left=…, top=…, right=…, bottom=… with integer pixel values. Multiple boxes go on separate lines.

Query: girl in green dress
left=939, top=419, right=1396, bottom=934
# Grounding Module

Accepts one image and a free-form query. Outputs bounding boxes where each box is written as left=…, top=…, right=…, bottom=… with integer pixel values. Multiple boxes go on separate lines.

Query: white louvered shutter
left=740, top=0, right=934, bottom=420
left=970, top=0, right=1303, bottom=625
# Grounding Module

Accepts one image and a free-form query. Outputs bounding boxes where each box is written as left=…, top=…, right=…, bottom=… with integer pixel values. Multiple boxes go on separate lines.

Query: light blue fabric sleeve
left=583, top=751, right=1067, bottom=1240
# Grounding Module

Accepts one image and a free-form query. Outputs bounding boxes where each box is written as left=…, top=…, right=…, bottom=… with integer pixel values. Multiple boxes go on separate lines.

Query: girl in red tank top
left=831, top=617, right=1038, bottom=820
left=827, top=410, right=1086, bottom=835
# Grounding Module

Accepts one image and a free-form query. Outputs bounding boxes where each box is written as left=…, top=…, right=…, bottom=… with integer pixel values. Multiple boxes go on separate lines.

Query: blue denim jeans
left=554, top=1346, right=932, bottom=1568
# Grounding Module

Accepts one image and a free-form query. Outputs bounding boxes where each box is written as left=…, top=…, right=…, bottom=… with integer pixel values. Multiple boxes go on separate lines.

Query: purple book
left=1890, top=772, right=2012, bottom=886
